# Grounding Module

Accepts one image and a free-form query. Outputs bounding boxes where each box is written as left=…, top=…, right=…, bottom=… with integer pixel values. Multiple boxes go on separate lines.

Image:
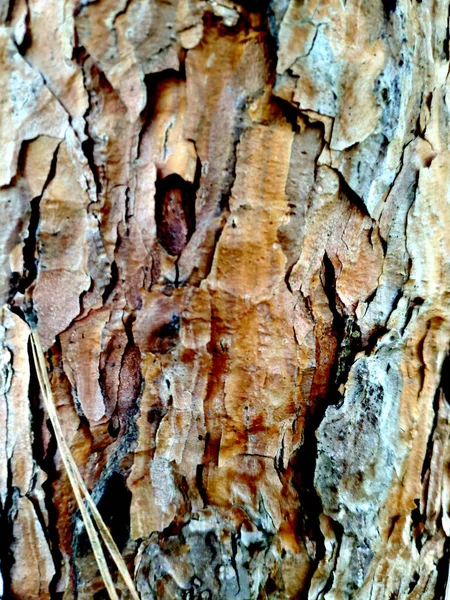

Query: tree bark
left=1, top=0, right=450, bottom=598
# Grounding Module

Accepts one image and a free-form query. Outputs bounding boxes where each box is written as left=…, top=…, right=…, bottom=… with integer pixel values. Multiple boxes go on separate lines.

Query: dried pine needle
left=29, top=328, right=140, bottom=600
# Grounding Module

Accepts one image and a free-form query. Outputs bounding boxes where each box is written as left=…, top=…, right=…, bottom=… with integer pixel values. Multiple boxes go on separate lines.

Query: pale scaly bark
left=1, top=1, right=450, bottom=598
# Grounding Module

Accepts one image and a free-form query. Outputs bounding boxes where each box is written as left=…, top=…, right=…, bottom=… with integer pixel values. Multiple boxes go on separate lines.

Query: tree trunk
left=1, top=0, right=450, bottom=598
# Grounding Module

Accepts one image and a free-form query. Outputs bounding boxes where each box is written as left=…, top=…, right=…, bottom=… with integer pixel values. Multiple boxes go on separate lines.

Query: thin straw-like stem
left=29, top=329, right=140, bottom=600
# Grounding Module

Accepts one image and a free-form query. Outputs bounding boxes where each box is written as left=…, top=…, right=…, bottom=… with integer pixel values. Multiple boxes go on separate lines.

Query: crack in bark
left=16, top=142, right=62, bottom=306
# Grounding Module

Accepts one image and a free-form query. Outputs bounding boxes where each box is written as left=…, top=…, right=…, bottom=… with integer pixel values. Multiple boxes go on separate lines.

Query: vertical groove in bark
left=1, top=0, right=450, bottom=599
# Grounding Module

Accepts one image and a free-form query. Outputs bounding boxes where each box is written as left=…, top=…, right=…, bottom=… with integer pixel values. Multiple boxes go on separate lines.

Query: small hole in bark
left=155, top=174, right=197, bottom=255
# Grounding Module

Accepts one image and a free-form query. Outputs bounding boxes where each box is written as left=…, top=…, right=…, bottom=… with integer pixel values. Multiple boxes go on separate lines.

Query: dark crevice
left=411, top=499, right=425, bottom=552
left=14, top=10, right=32, bottom=55
left=25, top=340, right=65, bottom=599
left=72, top=433, right=140, bottom=564
left=0, top=466, right=15, bottom=598
left=3, top=0, right=14, bottom=24
left=321, top=253, right=358, bottom=393
left=274, top=431, right=285, bottom=478
left=441, top=354, right=450, bottom=405
left=435, top=539, right=450, bottom=599
left=196, top=464, right=208, bottom=508
left=288, top=441, right=325, bottom=558
left=419, top=355, right=450, bottom=539
left=280, top=122, right=326, bottom=293
left=79, top=59, right=112, bottom=215
left=363, top=286, right=379, bottom=311
left=364, top=325, right=390, bottom=357
left=420, top=386, right=441, bottom=508
left=272, top=95, right=301, bottom=133
left=415, top=323, right=429, bottom=402
left=334, top=318, right=362, bottom=388
left=318, top=519, right=344, bottom=598
left=218, top=97, right=246, bottom=214
left=336, top=171, right=370, bottom=217
left=379, top=230, right=388, bottom=256
left=230, top=533, right=241, bottom=594
left=292, top=255, right=362, bottom=596
left=112, top=0, right=134, bottom=33
left=101, top=260, right=119, bottom=303
left=120, top=187, right=132, bottom=241
left=444, top=4, right=450, bottom=60
left=96, top=472, right=132, bottom=551
left=266, top=0, right=288, bottom=47
left=283, top=269, right=293, bottom=294
left=81, top=137, right=102, bottom=196
left=322, top=253, right=343, bottom=320
left=72, top=40, right=88, bottom=65
left=363, top=289, right=405, bottom=354
left=15, top=143, right=61, bottom=302
left=93, top=590, right=111, bottom=600
left=401, top=295, right=424, bottom=334
left=382, top=0, right=397, bottom=18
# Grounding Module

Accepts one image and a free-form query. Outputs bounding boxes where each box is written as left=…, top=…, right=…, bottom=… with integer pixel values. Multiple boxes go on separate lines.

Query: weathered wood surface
left=1, top=0, right=450, bottom=598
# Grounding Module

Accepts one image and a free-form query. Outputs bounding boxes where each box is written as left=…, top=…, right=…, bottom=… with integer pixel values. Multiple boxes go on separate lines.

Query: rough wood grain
left=1, top=1, right=450, bottom=598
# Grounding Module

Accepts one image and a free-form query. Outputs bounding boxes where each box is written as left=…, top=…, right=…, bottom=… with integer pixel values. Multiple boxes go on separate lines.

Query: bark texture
left=1, top=0, right=450, bottom=598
